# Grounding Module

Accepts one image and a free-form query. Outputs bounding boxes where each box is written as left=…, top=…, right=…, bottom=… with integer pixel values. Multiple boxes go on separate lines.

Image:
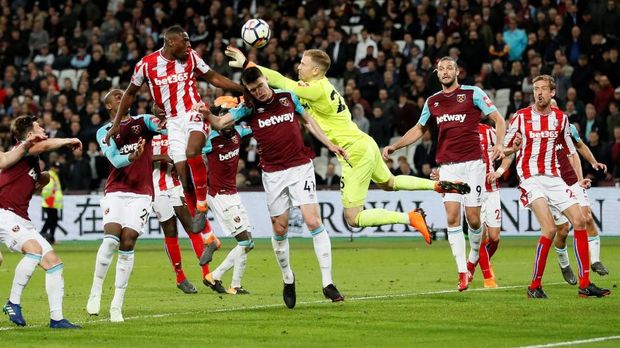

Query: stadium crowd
left=0, top=0, right=619, bottom=192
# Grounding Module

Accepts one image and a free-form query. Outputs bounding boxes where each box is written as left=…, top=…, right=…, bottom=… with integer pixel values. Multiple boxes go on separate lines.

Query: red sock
left=164, top=237, right=186, bottom=284
left=187, top=155, right=208, bottom=204
left=184, top=190, right=197, bottom=217
left=530, top=236, right=552, bottom=289
left=487, top=239, right=499, bottom=258
left=573, top=229, right=591, bottom=288
left=479, top=240, right=493, bottom=279
left=188, top=232, right=209, bottom=276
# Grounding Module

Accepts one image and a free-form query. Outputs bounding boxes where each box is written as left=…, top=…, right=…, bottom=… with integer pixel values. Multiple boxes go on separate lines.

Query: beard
left=440, top=76, right=457, bottom=88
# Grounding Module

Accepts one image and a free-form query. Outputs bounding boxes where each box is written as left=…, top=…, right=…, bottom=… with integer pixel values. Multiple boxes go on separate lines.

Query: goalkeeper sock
left=393, top=175, right=436, bottom=191
left=355, top=209, right=409, bottom=227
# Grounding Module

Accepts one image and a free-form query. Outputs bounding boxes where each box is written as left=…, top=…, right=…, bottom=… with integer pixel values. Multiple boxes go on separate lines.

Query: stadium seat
left=395, top=40, right=406, bottom=54
left=494, top=88, right=511, bottom=109
left=59, top=69, right=78, bottom=90
left=414, top=39, right=425, bottom=52
left=111, top=76, right=120, bottom=88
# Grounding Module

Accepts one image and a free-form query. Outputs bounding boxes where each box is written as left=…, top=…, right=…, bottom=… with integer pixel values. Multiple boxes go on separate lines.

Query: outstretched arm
left=28, top=138, right=82, bottom=156
left=300, top=112, right=348, bottom=160
left=382, top=123, right=427, bottom=161
left=202, top=70, right=245, bottom=93
left=0, top=133, right=47, bottom=169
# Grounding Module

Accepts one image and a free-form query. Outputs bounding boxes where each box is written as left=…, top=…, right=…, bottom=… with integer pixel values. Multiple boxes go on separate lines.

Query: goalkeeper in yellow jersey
left=225, top=47, right=470, bottom=244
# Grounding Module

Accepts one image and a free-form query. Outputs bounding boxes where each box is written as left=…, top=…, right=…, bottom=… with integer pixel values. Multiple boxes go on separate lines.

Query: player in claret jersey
left=0, top=115, right=81, bottom=329
left=225, top=47, right=470, bottom=247
left=87, top=89, right=162, bottom=322
left=106, top=25, right=244, bottom=237
left=547, top=122, right=610, bottom=284
left=503, top=75, right=610, bottom=298
left=384, top=57, right=507, bottom=292
left=200, top=97, right=255, bottom=295
left=150, top=105, right=214, bottom=294
left=198, top=67, right=348, bottom=308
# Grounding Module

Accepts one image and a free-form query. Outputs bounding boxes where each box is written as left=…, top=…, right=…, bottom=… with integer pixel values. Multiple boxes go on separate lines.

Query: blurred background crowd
left=0, top=0, right=619, bottom=193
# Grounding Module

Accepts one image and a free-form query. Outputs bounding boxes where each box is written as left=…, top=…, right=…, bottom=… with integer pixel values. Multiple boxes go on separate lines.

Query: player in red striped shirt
left=503, top=75, right=610, bottom=298
left=105, top=25, right=244, bottom=238
left=150, top=106, right=214, bottom=294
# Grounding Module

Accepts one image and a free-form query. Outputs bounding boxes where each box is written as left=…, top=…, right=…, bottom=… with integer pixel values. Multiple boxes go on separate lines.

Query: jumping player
left=225, top=47, right=470, bottom=246
left=105, top=25, right=244, bottom=236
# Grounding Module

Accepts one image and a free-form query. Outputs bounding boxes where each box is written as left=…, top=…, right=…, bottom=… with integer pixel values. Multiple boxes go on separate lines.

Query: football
left=241, top=18, right=271, bottom=48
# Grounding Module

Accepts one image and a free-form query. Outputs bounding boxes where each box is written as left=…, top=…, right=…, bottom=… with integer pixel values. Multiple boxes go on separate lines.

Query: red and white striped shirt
left=131, top=49, right=210, bottom=117
left=152, top=134, right=181, bottom=192
left=479, top=123, right=499, bottom=192
left=504, top=105, right=573, bottom=182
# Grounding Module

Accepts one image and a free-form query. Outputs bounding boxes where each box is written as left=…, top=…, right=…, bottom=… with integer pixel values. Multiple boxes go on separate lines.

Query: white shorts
left=262, top=161, right=318, bottom=216
left=439, top=159, right=486, bottom=206
left=207, top=193, right=250, bottom=237
left=518, top=175, right=578, bottom=214
left=481, top=190, right=502, bottom=228
left=0, top=209, right=53, bottom=255
left=101, top=192, right=152, bottom=235
left=550, top=182, right=590, bottom=225
left=166, top=111, right=210, bottom=163
left=152, top=185, right=184, bottom=222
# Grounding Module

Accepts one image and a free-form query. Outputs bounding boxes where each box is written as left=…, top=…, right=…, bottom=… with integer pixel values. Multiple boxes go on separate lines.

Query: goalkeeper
left=225, top=47, right=471, bottom=244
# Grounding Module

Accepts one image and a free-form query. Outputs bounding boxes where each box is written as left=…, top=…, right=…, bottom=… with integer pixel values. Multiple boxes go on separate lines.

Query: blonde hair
left=304, top=49, right=331, bottom=73
left=532, top=74, right=556, bottom=90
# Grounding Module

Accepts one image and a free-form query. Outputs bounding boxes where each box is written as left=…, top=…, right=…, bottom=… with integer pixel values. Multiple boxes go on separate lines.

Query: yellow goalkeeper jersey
left=257, top=66, right=366, bottom=148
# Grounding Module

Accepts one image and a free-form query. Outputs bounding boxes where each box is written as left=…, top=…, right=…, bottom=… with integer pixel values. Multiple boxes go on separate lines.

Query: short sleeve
left=472, top=86, right=499, bottom=116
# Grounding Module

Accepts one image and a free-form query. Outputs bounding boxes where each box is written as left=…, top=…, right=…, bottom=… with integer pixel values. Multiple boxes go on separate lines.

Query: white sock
left=111, top=250, right=134, bottom=310
left=555, top=246, right=570, bottom=268
left=447, top=226, right=467, bottom=273
left=588, top=236, right=601, bottom=263
left=90, top=236, right=119, bottom=296
left=45, top=263, right=64, bottom=321
left=231, top=246, right=248, bottom=289
left=467, top=225, right=483, bottom=264
left=9, top=253, right=41, bottom=304
left=271, top=234, right=294, bottom=284
left=311, top=226, right=333, bottom=287
left=213, top=246, right=240, bottom=280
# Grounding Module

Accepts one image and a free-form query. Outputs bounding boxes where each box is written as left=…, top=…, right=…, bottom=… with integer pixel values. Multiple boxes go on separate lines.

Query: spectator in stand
left=582, top=104, right=606, bottom=143
left=607, top=102, right=620, bottom=141
left=506, top=91, right=526, bottom=120
left=351, top=103, right=369, bottom=134
left=369, top=106, right=392, bottom=148
left=413, top=130, right=437, bottom=175
left=503, top=17, right=527, bottom=63
left=488, top=32, right=510, bottom=62
left=317, top=163, right=341, bottom=188
left=393, top=156, right=414, bottom=176
left=66, top=147, right=92, bottom=191
left=606, top=127, right=620, bottom=185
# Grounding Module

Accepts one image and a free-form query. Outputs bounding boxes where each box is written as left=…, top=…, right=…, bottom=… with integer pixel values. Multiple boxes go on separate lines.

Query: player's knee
left=21, top=240, right=43, bottom=255
left=119, top=238, right=136, bottom=251
left=41, top=251, right=61, bottom=268
left=343, top=210, right=359, bottom=227
left=572, top=215, right=586, bottom=230
left=305, top=216, right=322, bottom=231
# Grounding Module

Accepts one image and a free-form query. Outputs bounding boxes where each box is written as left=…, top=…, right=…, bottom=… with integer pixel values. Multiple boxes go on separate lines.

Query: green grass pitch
left=0, top=237, right=618, bottom=347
